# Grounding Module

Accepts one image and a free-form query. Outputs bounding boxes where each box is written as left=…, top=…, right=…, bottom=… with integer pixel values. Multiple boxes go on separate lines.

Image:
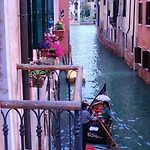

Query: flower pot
left=30, top=76, right=45, bottom=88
left=54, top=30, right=65, bottom=41
left=40, top=49, right=50, bottom=57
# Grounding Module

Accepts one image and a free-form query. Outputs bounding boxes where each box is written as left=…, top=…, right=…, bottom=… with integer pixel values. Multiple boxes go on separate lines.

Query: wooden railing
left=0, top=64, right=83, bottom=150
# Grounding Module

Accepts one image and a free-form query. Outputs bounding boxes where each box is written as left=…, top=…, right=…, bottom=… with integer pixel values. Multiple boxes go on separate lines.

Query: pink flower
left=50, top=42, right=64, bottom=58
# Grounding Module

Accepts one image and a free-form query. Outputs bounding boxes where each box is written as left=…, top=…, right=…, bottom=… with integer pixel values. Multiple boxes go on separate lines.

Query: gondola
left=86, top=83, right=120, bottom=150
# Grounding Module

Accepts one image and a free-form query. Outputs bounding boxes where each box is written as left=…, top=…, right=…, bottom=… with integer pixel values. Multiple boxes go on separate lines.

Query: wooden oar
left=97, top=118, right=121, bottom=150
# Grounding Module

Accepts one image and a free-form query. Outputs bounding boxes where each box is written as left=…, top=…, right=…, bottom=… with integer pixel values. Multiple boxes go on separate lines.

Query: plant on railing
left=54, top=20, right=65, bottom=41
left=29, top=70, right=48, bottom=88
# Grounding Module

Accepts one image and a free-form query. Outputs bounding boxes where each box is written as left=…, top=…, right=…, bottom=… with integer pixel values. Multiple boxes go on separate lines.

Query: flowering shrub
left=50, top=42, right=64, bottom=58
left=38, top=39, right=51, bottom=49
left=38, top=32, right=64, bottom=59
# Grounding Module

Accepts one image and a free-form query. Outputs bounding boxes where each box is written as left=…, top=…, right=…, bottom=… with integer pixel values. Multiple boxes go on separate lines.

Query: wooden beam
left=73, top=66, right=83, bottom=102
left=17, top=64, right=79, bottom=71
left=0, top=100, right=81, bottom=110
left=17, top=64, right=83, bottom=102
left=16, top=64, right=83, bottom=102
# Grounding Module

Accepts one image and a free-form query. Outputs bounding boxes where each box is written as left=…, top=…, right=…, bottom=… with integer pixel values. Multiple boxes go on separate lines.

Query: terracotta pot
left=30, top=77, right=45, bottom=88
left=54, top=30, right=65, bottom=41
left=40, top=49, right=50, bottom=57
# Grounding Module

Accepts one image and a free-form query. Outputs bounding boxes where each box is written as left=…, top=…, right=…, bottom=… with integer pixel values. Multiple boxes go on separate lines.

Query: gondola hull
left=87, top=120, right=112, bottom=145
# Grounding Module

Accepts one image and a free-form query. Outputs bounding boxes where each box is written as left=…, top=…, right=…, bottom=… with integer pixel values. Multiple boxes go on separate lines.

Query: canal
left=70, top=25, right=150, bottom=150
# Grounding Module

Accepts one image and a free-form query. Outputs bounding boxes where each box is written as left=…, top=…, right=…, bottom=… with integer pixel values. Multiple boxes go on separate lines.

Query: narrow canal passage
left=70, top=25, right=150, bottom=150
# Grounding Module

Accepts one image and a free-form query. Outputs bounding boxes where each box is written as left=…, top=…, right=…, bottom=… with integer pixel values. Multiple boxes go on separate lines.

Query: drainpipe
left=107, top=0, right=109, bottom=38
left=132, top=0, right=136, bottom=53
left=126, top=0, right=131, bottom=39
left=27, top=0, right=33, bottom=60
left=20, top=0, right=32, bottom=149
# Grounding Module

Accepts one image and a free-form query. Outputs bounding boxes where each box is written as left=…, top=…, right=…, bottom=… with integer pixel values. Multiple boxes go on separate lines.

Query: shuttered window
left=32, top=0, right=53, bottom=48
left=146, top=2, right=150, bottom=25
left=138, top=3, right=142, bottom=24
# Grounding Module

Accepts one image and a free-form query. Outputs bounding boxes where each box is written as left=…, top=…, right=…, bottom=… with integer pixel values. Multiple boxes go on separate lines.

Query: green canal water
left=70, top=25, right=150, bottom=150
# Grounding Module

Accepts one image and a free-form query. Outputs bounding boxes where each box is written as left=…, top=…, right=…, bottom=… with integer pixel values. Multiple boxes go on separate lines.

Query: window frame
left=138, top=2, right=142, bottom=25
left=146, top=1, right=150, bottom=25
left=123, top=0, right=126, bottom=17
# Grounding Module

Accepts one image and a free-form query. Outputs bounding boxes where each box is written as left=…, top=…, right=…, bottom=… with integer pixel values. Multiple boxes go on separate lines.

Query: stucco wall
left=54, top=0, right=59, bottom=24
left=0, top=0, right=22, bottom=149
left=0, top=0, right=21, bottom=101
left=59, top=0, right=70, bottom=55
left=138, top=0, right=150, bottom=50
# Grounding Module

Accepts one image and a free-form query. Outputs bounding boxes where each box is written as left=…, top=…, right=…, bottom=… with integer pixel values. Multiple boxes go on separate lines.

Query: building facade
left=135, top=0, right=150, bottom=84
left=59, top=0, right=71, bottom=59
left=0, top=0, right=72, bottom=149
left=69, top=0, right=80, bottom=23
left=0, top=0, right=22, bottom=149
left=96, top=0, right=150, bottom=85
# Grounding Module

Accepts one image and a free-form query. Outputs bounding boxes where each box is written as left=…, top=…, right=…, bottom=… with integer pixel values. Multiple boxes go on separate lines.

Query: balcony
left=0, top=64, right=83, bottom=150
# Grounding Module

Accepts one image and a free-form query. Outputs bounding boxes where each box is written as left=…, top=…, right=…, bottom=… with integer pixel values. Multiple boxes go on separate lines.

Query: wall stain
left=0, top=88, right=8, bottom=94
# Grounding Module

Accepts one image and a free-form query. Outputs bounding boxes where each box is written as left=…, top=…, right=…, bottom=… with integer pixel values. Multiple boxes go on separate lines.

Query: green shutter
left=32, top=0, right=54, bottom=48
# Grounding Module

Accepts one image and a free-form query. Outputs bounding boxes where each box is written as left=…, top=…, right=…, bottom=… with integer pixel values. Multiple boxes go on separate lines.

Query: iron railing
left=0, top=64, right=83, bottom=150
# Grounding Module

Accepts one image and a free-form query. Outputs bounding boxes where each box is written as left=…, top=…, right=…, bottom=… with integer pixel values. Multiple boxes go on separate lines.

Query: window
left=148, top=52, right=150, bottom=71
left=138, top=2, right=142, bottom=24
left=126, top=34, right=127, bottom=49
left=75, top=13, right=78, bottom=20
left=134, top=47, right=141, bottom=63
left=75, top=2, right=78, bottom=9
left=104, top=0, right=106, bottom=5
left=142, top=51, right=149, bottom=68
left=114, top=29, right=116, bottom=42
left=146, top=2, right=150, bottom=25
left=123, top=0, right=126, bottom=17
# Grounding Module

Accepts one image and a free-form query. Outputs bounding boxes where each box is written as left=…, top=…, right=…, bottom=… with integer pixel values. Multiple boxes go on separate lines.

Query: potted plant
left=29, top=70, right=48, bottom=88
left=37, top=39, right=51, bottom=58
left=54, top=20, right=65, bottom=41
left=37, top=31, right=64, bottom=61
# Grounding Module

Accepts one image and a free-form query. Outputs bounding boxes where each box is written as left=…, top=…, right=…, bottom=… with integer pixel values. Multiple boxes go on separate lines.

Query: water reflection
left=70, top=25, right=150, bottom=150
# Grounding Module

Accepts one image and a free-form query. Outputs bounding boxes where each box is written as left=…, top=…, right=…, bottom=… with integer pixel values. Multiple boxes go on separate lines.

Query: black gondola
left=86, top=83, right=119, bottom=150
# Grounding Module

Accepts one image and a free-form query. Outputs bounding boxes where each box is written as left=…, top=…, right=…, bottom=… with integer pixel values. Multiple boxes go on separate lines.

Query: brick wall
left=124, top=33, right=134, bottom=68
left=124, top=51, right=134, bottom=68
left=97, top=28, right=150, bottom=85
left=99, top=33, right=122, bottom=57
left=138, top=65, right=150, bottom=85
